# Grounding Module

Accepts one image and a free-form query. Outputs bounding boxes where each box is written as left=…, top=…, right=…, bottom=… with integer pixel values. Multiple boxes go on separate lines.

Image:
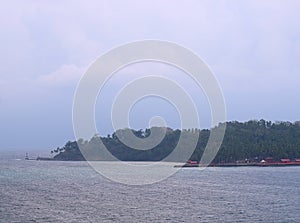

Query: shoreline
left=175, top=162, right=300, bottom=168
left=29, top=158, right=300, bottom=168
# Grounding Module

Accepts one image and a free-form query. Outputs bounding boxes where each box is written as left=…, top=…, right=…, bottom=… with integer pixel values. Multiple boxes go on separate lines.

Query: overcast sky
left=1, top=0, right=300, bottom=151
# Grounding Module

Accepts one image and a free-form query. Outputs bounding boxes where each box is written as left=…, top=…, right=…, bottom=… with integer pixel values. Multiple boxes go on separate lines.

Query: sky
left=0, top=0, right=300, bottom=151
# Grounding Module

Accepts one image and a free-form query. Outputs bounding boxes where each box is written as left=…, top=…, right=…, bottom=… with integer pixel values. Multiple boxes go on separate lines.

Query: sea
left=0, top=155, right=300, bottom=222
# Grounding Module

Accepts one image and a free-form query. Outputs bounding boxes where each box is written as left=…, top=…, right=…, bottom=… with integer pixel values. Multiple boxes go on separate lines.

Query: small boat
left=25, top=153, right=35, bottom=160
left=174, top=160, right=200, bottom=168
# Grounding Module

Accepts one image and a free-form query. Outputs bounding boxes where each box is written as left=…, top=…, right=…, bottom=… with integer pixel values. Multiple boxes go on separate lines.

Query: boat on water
left=174, top=160, right=202, bottom=168
left=25, top=153, right=54, bottom=161
left=24, top=153, right=36, bottom=161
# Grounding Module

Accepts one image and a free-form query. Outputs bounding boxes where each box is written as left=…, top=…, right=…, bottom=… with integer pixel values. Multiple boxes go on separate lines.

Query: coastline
left=175, top=161, right=300, bottom=168
left=27, top=157, right=300, bottom=168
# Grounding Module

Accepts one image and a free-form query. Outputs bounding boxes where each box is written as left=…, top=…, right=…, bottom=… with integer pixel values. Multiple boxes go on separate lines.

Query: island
left=47, top=119, right=300, bottom=166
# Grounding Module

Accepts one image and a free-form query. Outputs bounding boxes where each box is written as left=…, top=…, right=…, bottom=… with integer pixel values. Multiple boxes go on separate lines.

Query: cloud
left=37, top=64, right=85, bottom=86
left=1, top=0, right=300, bottom=150
left=0, top=63, right=86, bottom=109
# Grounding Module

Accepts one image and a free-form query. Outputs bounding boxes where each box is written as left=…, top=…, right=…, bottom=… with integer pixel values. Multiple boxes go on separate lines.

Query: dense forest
left=52, top=119, right=300, bottom=163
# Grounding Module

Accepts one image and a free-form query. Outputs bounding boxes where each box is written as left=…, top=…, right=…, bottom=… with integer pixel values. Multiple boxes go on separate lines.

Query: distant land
left=47, top=119, right=300, bottom=164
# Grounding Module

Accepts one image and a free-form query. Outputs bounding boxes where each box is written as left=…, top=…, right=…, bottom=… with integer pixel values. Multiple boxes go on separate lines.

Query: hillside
left=52, top=120, right=300, bottom=162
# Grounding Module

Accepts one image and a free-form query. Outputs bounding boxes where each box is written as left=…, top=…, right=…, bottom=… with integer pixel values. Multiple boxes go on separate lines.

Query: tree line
left=52, top=119, right=300, bottom=162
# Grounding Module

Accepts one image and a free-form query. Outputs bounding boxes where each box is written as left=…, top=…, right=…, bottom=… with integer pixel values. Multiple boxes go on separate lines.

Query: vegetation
left=52, top=119, right=300, bottom=162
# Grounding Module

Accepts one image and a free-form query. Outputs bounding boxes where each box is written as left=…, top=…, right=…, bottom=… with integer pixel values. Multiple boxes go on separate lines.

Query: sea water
left=0, top=159, right=299, bottom=222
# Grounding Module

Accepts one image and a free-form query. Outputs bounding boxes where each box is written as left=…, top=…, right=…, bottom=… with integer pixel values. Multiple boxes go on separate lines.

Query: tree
left=52, top=120, right=300, bottom=162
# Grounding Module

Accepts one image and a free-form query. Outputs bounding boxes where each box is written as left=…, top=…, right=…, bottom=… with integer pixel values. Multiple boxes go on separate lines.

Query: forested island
left=51, top=120, right=300, bottom=163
